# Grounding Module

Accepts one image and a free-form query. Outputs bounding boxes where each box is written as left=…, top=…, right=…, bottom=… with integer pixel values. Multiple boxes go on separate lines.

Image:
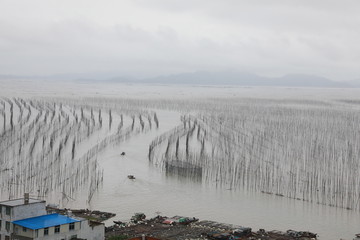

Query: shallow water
left=58, top=109, right=360, bottom=240
left=2, top=83, right=360, bottom=240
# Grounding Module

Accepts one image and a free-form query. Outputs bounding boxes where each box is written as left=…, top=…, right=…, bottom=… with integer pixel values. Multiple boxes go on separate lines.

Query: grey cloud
left=0, top=0, right=360, bottom=80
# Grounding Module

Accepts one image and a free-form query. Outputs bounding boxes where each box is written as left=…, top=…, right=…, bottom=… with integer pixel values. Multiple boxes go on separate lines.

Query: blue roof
left=12, top=213, right=80, bottom=230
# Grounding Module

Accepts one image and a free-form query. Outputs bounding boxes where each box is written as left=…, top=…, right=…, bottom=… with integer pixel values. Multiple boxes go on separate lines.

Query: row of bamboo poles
left=148, top=98, right=360, bottom=211
left=0, top=97, right=158, bottom=205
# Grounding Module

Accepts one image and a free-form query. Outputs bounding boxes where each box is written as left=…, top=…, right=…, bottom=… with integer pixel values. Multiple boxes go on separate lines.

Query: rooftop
left=0, top=198, right=45, bottom=207
left=12, top=213, right=81, bottom=230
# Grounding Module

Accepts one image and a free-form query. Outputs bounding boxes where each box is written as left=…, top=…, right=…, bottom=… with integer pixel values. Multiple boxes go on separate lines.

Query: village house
left=0, top=194, right=46, bottom=240
left=12, top=213, right=80, bottom=240
left=0, top=195, right=104, bottom=240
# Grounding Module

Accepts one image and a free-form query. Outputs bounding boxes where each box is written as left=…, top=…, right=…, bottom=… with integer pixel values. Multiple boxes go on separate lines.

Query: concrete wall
left=0, top=205, right=12, bottom=239
left=12, top=203, right=47, bottom=221
left=1, top=202, right=46, bottom=222
left=13, top=230, right=81, bottom=240
left=0, top=217, right=12, bottom=239
left=36, top=229, right=81, bottom=240
left=11, top=236, right=33, bottom=240
left=13, top=225, right=34, bottom=238
left=78, top=221, right=105, bottom=240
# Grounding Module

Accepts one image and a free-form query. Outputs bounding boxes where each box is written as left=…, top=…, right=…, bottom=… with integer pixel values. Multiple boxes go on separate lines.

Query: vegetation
left=106, top=235, right=129, bottom=240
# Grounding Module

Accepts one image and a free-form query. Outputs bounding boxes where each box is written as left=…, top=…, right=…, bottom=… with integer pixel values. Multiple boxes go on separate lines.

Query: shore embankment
left=105, top=214, right=318, bottom=240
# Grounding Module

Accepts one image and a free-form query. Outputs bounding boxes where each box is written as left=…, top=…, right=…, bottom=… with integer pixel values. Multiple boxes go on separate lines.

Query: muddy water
left=58, top=109, right=359, bottom=240
left=2, top=83, right=360, bottom=240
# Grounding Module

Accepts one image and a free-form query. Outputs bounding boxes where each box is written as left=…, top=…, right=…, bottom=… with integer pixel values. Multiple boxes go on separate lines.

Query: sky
left=0, top=0, right=360, bottom=80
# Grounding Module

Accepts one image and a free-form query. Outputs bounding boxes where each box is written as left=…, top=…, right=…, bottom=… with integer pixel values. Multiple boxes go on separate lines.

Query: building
left=12, top=213, right=80, bottom=240
left=0, top=195, right=46, bottom=240
left=0, top=195, right=104, bottom=240
left=12, top=213, right=105, bottom=240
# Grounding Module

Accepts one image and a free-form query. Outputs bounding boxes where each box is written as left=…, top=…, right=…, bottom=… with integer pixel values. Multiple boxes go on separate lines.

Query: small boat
left=128, top=175, right=136, bottom=179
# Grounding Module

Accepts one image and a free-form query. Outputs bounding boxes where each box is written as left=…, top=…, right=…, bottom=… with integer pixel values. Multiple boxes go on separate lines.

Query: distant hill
left=273, top=74, right=348, bottom=87
left=142, top=71, right=349, bottom=88
left=0, top=74, right=30, bottom=80
left=346, top=79, right=360, bottom=87
left=0, top=71, right=358, bottom=88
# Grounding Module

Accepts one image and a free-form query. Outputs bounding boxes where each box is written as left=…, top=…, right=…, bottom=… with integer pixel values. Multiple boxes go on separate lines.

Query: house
left=12, top=213, right=80, bottom=240
left=0, top=195, right=104, bottom=240
left=0, top=194, right=46, bottom=240
left=12, top=213, right=105, bottom=240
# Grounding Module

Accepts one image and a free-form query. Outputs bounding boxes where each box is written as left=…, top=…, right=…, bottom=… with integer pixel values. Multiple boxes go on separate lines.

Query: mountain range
left=1, top=71, right=360, bottom=88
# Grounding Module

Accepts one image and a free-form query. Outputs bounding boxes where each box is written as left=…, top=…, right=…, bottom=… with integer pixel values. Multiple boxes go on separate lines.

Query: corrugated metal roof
left=12, top=213, right=81, bottom=230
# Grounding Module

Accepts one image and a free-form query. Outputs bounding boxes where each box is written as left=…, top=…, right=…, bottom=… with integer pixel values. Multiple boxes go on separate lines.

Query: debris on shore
left=131, top=213, right=146, bottom=223
left=47, top=206, right=116, bottom=222
left=105, top=214, right=317, bottom=240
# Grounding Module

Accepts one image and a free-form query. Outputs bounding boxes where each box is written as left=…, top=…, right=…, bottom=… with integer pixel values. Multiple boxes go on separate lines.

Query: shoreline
left=105, top=214, right=319, bottom=240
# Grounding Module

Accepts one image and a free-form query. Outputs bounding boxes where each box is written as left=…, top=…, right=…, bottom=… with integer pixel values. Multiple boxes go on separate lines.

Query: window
left=5, top=207, right=10, bottom=215
left=44, top=227, right=49, bottom=235
left=69, top=222, right=75, bottom=231
left=55, top=225, right=60, bottom=234
left=23, top=227, right=27, bottom=232
left=35, top=229, right=39, bottom=237
left=70, top=235, right=77, bottom=239
left=5, top=221, right=10, bottom=231
left=0, top=220, right=2, bottom=230
left=5, top=236, right=10, bottom=240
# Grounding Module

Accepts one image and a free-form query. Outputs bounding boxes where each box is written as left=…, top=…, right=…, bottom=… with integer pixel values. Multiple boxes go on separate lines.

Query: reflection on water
left=165, top=160, right=202, bottom=182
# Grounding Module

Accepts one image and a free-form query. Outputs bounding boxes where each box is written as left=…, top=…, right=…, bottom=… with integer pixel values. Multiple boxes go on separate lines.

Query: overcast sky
left=1, top=0, right=360, bottom=80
